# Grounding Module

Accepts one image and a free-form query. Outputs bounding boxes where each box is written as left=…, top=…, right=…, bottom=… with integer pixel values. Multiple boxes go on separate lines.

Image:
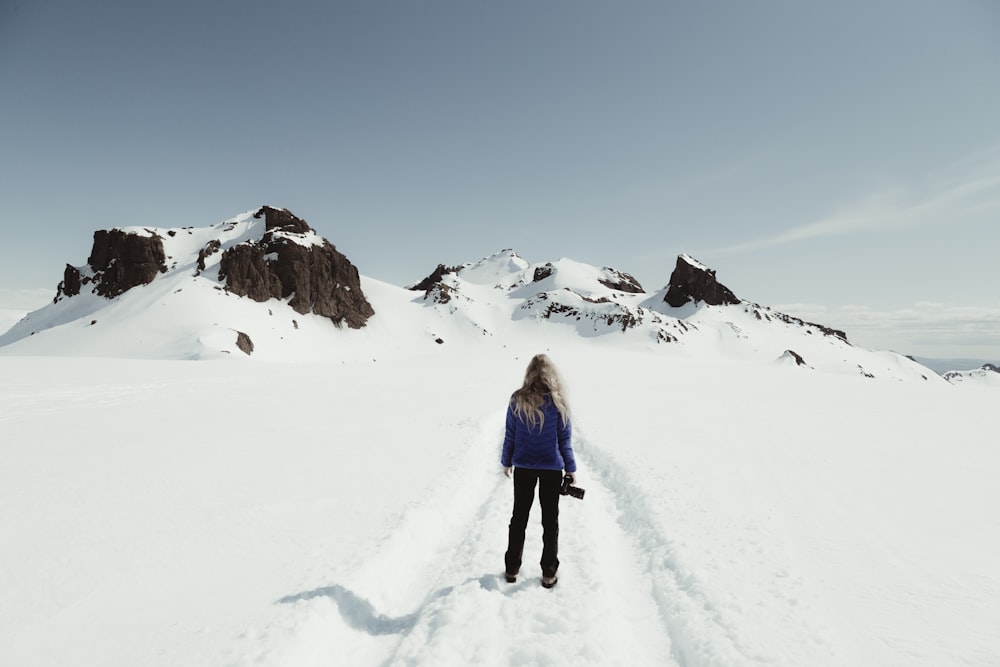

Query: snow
left=1, top=343, right=998, bottom=666
left=1, top=220, right=998, bottom=666
left=680, top=253, right=711, bottom=272
left=455, top=249, right=530, bottom=287
left=942, top=366, right=1000, bottom=387
left=0, top=234, right=945, bottom=385
left=509, top=258, right=627, bottom=300
left=269, top=229, right=328, bottom=249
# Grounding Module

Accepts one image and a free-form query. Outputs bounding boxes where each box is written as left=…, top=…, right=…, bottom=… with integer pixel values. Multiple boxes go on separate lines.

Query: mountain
left=0, top=207, right=375, bottom=360
left=942, top=364, right=1000, bottom=387
left=912, top=356, right=998, bottom=375
left=0, top=206, right=941, bottom=382
left=407, top=249, right=936, bottom=382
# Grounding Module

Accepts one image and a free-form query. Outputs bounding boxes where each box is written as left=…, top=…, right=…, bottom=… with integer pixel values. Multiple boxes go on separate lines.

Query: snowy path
left=5, top=355, right=997, bottom=667
left=378, top=446, right=679, bottom=667
left=228, top=419, right=721, bottom=666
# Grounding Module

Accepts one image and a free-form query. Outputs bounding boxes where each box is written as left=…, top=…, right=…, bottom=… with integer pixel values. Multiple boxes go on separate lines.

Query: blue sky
left=2, top=0, right=998, bottom=359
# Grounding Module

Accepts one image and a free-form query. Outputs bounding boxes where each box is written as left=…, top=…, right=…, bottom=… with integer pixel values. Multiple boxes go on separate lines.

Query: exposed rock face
left=410, top=264, right=461, bottom=292
left=235, top=331, right=254, bottom=356
left=783, top=349, right=806, bottom=366
left=218, top=207, right=374, bottom=329
left=77, top=229, right=169, bottom=298
left=533, top=265, right=554, bottom=283
left=745, top=303, right=848, bottom=342
left=57, top=229, right=168, bottom=300
left=57, top=264, right=82, bottom=299
left=257, top=205, right=311, bottom=235
left=196, top=240, right=221, bottom=274
left=598, top=268, right=644, bottom=293
left=423, top=283, right=456, bottom=304
left=663, top=255, right=740, bottom=308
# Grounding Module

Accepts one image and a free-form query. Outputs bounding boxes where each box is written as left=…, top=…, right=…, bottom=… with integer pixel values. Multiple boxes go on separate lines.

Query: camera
left=560, top=474, right=585, bottom=500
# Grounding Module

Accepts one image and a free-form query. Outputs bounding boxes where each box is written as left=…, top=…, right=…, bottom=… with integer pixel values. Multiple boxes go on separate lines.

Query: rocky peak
left=663, top=254, right=740, bottom=308
left=255, top=205, right=311, bottom=235
left=532, top=264, right=554, bottom=283
left=942, top=363, right=1000, bottom=383
left=57, top=229, right=168, bottom=300
left=218, top=207, right=374, bottom=329
left=598, top=268, right=644, bottom=294
left=410, top=263, right=462, bottom=292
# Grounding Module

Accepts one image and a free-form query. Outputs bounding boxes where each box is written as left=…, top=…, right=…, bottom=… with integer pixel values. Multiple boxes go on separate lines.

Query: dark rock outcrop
left=196, top=240, right=221, bottom=274
left=410, top=263, right=461, bottom=292
left=56, top=264, right=82, bottom=300
left=82, top=229, right=168, bottom=298
left=598, top=268, right=644, bottom=293
left=56, top=229, right=168, bottom=300
left=235, top=331, right=254, bottom=356
left=745, top=303, right=848, bottom=342
left=218, top=207, right=374, bottom=329
left=783, top=349, right=806, bottom=366
left=533, top=265, right=554, bottom=283
left=257, top=205, right=311, bottom=235
left=423, top=283, right=456, bottom=304
left=663, top=255, right=739, bottom=308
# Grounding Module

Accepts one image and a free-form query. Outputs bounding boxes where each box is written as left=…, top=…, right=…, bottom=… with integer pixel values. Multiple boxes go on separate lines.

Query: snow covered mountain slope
left=1, top=208, right=938, bottom=383
left=0, top=208, right=379, bottom=361
left=943, top=363, right=1000, bottom=387
left=408, top=250, right=939, bottom=382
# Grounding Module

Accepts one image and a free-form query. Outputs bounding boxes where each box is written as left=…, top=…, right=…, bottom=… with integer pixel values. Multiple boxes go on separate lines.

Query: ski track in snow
left=227, top=413, right=820, bottom=667
left=226, top=418, right=677, bottom=665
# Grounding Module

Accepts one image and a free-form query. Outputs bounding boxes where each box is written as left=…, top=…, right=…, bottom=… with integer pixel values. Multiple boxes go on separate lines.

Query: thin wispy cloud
left=709, top=152, right=1000, bottom=256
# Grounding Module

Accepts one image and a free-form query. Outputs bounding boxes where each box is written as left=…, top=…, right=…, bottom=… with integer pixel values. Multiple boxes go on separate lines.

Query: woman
left=501, top=353, right=577, bottom=588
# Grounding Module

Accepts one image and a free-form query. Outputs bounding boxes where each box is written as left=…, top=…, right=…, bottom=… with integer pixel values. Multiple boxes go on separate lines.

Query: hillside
left=0, top=207, right=940, bottom=384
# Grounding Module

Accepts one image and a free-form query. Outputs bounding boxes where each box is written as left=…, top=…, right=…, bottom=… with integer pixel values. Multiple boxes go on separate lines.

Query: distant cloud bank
left=0, top=288, right=54, bottom=335
left=0, top=288, right=54, bottom=310
left=777, top=301, right=1000, bottom=361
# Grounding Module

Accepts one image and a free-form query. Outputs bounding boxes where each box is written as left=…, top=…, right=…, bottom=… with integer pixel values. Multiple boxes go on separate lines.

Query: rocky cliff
left=53, top=206, right=374, bottom=330
left=57, top=229, right=168, bottom=300
left=663, top=254, right=740, bottom=307
left=217, top=206, right=374, bottom=329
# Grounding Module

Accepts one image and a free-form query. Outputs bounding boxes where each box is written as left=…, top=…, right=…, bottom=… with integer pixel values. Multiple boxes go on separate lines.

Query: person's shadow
left=276, top=573, right=525, bottom=636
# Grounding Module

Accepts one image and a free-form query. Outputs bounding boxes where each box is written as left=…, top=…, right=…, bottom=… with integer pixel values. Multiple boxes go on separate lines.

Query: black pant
left=505, top=467, right=562, bottom=578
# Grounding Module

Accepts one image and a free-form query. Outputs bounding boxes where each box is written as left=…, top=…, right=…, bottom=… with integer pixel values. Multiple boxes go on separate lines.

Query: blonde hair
left=511, top=354, right=570, bottom=430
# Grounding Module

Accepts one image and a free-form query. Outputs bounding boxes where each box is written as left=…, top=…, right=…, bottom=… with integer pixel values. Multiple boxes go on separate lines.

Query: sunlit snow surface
left=0, top=232, right=997, bottom=665
left=1, top=343, right=997, bottom=667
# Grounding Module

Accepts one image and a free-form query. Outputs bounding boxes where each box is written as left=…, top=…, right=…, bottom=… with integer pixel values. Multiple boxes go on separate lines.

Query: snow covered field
left=2, top=343, right=997, bottom=666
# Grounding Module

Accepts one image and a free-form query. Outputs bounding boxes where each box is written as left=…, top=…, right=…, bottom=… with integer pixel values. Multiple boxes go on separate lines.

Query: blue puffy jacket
left=501, top=395, right=576, bottom=472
